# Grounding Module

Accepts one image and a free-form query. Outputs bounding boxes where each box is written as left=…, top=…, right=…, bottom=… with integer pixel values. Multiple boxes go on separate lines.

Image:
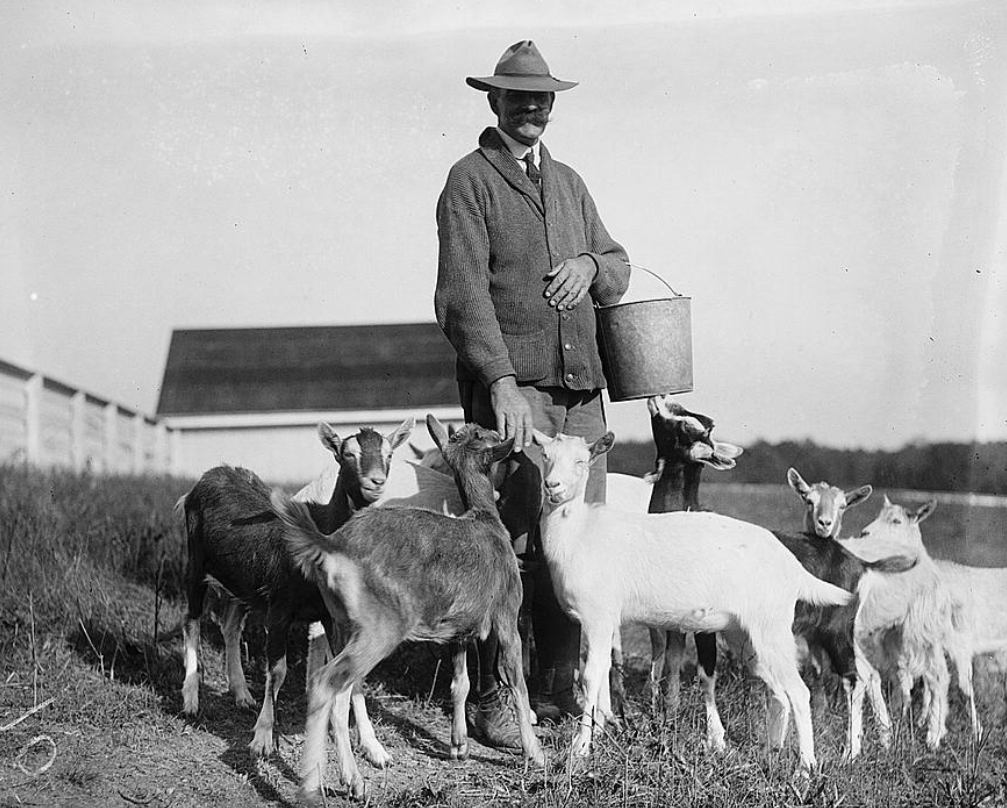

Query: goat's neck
left=453, top=469, right=499, bottom=518
left=319, top=470, right=361, bottom=533
left=648, top=458, right=702, bottom=513
left=538, top=496, right=590, bottom=567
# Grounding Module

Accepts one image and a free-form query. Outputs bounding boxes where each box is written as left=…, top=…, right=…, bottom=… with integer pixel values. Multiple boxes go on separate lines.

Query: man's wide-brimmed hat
left=466, top=40, right=578, bottom=93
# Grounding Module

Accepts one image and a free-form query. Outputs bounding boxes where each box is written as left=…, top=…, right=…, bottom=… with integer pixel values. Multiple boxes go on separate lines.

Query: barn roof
left=156, top=323, right=459, bottom=416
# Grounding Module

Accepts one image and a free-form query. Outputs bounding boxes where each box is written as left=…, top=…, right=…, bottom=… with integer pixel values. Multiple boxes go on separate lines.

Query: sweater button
left=564, top=343, right=573, bottom=351
left=565, top=373, right=574, bottom=382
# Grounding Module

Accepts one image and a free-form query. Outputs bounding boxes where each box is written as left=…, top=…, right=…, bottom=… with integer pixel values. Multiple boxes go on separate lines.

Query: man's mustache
left=506, top=109, right=551, bottom=127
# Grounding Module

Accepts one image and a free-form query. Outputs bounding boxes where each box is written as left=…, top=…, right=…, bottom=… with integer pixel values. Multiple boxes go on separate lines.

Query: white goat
left=273, top=416, right=544, bottom=802
left=533, top=430, right=854, bottom=769
left=787, top=468, right=872, bottom=539
left=841, top=496, right=1007, bottom=749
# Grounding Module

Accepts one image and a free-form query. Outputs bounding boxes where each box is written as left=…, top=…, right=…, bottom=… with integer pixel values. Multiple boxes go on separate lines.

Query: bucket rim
left=596, top=295, right=691, bottom=311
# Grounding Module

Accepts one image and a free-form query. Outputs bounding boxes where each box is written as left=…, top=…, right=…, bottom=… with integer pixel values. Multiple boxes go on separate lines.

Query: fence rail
left=0, top=357, right=178, bottom=476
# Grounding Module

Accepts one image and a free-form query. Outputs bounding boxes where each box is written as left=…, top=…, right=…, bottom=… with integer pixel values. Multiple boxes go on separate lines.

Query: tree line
left=607, top=438, right=1007, bottom=496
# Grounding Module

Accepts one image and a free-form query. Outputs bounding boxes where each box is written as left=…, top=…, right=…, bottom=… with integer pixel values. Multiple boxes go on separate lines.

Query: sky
left=2, top=0, right=1005, bottom=451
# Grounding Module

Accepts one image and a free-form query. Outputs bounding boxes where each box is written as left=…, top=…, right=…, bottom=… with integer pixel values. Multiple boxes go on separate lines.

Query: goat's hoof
left=349, top=774, right=367, bottom=801
left=232, top=689, right=256, bottom=709
left=297, top=787, right=324, bottom=807
left=450, top=743, right=469, bottom=761
left=569, top=736, right=592, bottom=758
left=363, top=745, right=392, bottom=769
left=248, top=733, right=274, bottom=758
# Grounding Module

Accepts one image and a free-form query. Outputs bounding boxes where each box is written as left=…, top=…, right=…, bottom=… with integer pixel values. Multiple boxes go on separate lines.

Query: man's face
left=491, top=89, right=554, bottom=146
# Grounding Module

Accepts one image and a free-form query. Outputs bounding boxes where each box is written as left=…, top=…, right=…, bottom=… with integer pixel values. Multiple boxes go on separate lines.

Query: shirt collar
left=495, top=127, right=540, bottom=164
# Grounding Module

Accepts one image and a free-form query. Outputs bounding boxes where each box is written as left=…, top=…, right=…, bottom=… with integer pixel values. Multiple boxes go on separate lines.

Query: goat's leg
left=922, top=649, right=950, bottom=750
left=650, top=629, right=685, bottom=714
left=221, top=599, right=254, bottom=708
left=753, top=626, right=815, bottom=769
left=180, top=551, right=207, bottom=715
left=305, top=620, right=330, bottom=696
left=181, top=617, right=201, bottom=715
left=249, top=613, right=288, bottom=757
left=352, top=680, right=390, bottom=768
left=494, top=619, right=545, bottom=766
left=572, top=620, right=616, bottom=757
left=608, top=627, right=625, bottom=721
left=950, top=645, right=981, bottom=740
left=449, top=642, right=471, bottom=760
left=697, top=639, right=725, bottom=752
left=648, top=628, right=668, bottom=713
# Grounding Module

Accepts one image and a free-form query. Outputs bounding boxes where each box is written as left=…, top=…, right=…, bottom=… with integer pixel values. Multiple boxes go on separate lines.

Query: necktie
left=523, top=151, right=542, bottom=191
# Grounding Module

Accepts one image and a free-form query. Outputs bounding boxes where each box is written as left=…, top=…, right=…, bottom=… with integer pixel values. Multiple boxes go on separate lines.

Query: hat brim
left=466, top=75, right=578, bottom=92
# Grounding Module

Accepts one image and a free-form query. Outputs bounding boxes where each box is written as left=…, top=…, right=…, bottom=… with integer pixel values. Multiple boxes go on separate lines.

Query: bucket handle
left=628, top=264, right=683, bottom=297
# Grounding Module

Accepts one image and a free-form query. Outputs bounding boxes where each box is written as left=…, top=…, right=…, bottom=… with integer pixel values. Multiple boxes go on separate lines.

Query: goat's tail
left=865, top=553, right=918, bottom=575
left=270, top=489, right=342, bottom=581
left=796, top=568, right=854, bottom=608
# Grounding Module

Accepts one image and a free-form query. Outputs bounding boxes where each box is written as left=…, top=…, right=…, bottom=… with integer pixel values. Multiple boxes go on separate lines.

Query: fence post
left=170, top=428, right=182, bottom=477
left=104, top=402, right=117, bottom=473
left=133, top=415, right=145, bottom=475
left=25, top=374, right=43, bottom=464
left=72, top=391, right=87, bottom=471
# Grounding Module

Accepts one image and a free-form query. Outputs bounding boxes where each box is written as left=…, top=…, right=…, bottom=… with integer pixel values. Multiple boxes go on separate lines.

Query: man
left=435, top=40, right=630, bottom=747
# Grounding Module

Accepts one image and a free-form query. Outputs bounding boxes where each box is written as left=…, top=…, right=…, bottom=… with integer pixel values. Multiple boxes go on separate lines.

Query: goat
left=179, top=418, right=413, bottom=761
left=839, top=496, right=1002, bottom=750
left=641, top=395, right=742, bottom=753
left=786, top=467, right=872, bottom=539
left=533, top=429, right=854, bottom=770
left=272, top=415, right=544, bottom=802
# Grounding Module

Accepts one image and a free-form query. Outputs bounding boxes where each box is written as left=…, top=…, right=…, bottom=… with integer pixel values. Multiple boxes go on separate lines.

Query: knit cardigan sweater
left=435, top=127, right=630, bottom=390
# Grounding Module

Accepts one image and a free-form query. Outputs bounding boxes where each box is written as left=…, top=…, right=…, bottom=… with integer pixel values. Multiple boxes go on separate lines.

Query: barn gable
left=157, top=323, right=458, bottom=416
left=156, top=323, right=463, bottom=482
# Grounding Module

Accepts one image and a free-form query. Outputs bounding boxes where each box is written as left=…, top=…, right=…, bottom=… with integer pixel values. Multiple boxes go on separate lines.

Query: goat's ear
left=787, top=467, right=810, bottom=497
left=318, top=422, right=343, bottom=457
left=589, top=432, right=615, bottom=461
left=427, top=414, right=451, bottom=453
left=386, top=417, right=415, bottom=451
left=846, top=485, right=873, bottom=509
left=408, top=443, right=425, bottom=461
left=531, top=429, right=552, bottom=447
left=912, top=499, right=937, bottom=524
left=490, top=437, right=515, bottom=464
left=708, top=440, right=742, bottom=469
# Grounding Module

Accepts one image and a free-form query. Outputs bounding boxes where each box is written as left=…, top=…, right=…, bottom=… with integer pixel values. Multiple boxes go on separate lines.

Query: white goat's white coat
left=841, top=496, right=1007, bottom=749
left=840, top=498, right=960, bottom=750
left=534, top=430, right=853, bottom=769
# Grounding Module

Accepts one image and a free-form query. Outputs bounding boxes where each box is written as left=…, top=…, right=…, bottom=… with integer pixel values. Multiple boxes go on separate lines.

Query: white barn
left=156, top=323, right=463, bottom=484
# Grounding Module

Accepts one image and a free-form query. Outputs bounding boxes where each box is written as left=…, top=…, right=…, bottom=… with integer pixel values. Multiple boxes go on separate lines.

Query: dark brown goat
left=272, top=415, right=544, bottom=802
left=643, top=395, right=741, bottom=750
left=178, top=418, right=412, bottom=759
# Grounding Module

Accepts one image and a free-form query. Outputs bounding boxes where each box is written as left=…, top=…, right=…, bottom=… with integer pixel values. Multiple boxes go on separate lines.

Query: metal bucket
left=596, top=266, right=693, bottom=402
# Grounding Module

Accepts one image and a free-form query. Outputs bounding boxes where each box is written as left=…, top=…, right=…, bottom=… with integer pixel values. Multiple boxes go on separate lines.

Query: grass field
left=1, top=463, right=1005, bottom=807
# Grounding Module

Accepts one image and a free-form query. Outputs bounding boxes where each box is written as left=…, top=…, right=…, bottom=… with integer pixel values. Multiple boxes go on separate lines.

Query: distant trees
left=607, top=438, right=1007, bottom=496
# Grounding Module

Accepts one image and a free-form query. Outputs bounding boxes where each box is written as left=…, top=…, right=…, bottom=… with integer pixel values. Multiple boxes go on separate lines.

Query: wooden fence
left=0, top=357, right=178, bottom=476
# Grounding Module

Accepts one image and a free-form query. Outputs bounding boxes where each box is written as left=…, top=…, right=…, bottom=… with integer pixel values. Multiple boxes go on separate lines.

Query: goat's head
left=840, top=495, right=935, bottom=561
left=318, top=417, right=414, bottom=503
left=645, top=394, right=742, bottom=473
left=786, top=467, right=872, bottom=539
left=427, top=415, right=513, bottom=482
left=533, top=430, right=614, bottom=507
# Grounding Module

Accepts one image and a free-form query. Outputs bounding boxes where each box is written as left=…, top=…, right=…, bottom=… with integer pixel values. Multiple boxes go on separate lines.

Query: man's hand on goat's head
left=544, top=255, right=597, bottom=311
left=489, top=376, right=533, bottom=452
